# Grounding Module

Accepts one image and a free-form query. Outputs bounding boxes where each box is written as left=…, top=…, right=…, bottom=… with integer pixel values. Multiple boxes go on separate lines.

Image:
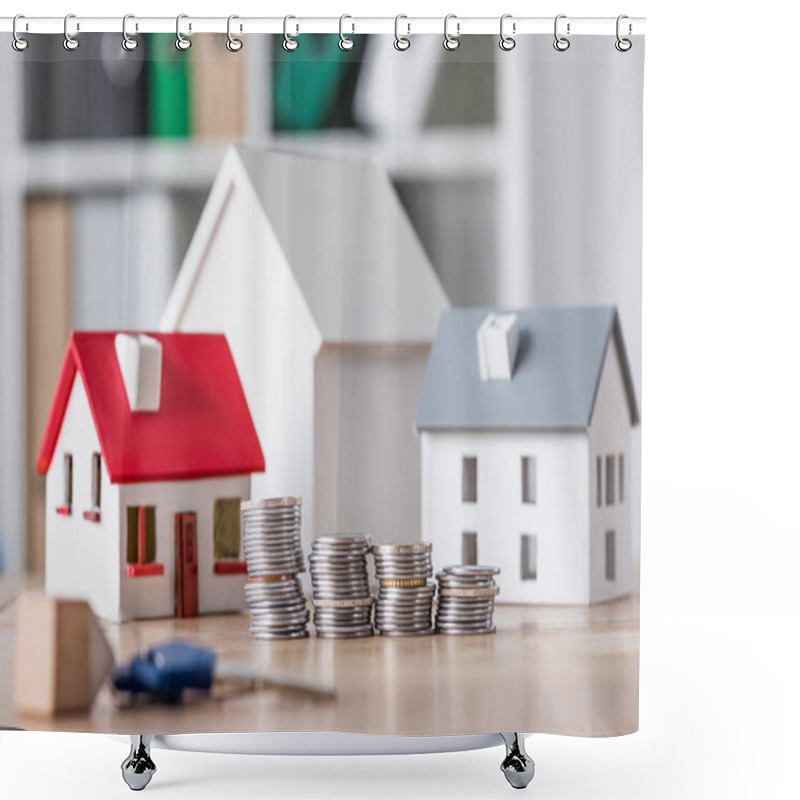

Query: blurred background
left=0, top=33, right=642, bottom=576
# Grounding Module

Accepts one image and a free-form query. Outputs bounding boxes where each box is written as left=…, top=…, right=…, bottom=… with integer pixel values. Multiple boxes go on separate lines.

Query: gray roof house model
left=416, top=306, right=639, bottom=431
left=415, top=305, right=639, bottom=606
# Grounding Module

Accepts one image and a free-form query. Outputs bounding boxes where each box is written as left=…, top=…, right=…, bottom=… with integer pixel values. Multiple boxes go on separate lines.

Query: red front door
left=175, top=512, right=199, bottom=618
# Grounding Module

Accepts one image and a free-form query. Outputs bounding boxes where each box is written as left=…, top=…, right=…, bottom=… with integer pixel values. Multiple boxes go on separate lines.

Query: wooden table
left=1, top=577, right=638, bottom=737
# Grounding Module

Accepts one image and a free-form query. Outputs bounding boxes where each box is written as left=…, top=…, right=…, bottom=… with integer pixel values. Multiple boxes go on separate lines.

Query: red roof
left=37, top=332, right=265, bottom=483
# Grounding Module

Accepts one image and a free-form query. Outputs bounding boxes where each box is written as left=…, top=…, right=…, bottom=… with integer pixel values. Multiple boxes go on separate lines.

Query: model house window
left=214, top=498, right=242, bottom=560
left=618, top=454, right=625, bottom=503
left=520, top=534, right=537, bottom=580
left=462, top=456, right=478, bottom=503
left=91, top=452, right=101, bottom=509
left=605, top=455, right=615, bottom=506
left=462, top=531, right=478, bottom=565
left=63, top=454, right=73, bottom=509
left=596, top=456, right=602, bottom=508
left=521, top=456, right=537, bottom=504
left=127, top=506, right=156, bottom=565
left=605, top=530, right=616, bottom=581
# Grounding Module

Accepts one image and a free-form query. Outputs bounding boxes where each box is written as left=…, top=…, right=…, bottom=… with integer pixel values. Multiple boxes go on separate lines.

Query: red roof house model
left=38, top=332, right=265, bottom=483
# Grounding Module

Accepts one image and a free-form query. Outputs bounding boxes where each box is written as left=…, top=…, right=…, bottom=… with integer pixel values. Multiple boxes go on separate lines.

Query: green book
left=147, top=33, right=191, bottom=138
left=272, top=34, right=363, bottom=132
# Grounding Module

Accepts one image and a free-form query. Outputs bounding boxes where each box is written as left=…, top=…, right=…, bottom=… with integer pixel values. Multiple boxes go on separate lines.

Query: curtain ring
left=615, top=14, right=632, bottom=51
left=553, top=14, right=570, bottom=51
left=339, top=14, right=355, bottom=51
left=394, top=14, right=410, bottom=51
left=499, top=14, right=516, bottom=51
left=63, top=13, right=79, bottom=51
left=176, top=14, right=192, bottom=50
left=227, top=15, right=243, bottom=52
left=12, top=14, right=28, bottom=51
left=443, top=14, right=460, bottom=51
left=283, top=15, right=299, bottom=51
left=122, top=14, right=138, bottom=51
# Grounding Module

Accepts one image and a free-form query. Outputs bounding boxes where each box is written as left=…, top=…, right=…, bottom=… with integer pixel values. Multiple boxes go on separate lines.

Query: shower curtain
left=0, top=23, right=644, bottom=739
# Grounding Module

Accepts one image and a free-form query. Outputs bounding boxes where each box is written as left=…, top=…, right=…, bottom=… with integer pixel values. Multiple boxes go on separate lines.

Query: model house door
left=175, top=512, right=199, bottom=618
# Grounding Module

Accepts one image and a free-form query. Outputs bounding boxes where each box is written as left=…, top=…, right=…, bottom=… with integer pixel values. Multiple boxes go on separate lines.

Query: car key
left=111, top=639, right=336, bottom=702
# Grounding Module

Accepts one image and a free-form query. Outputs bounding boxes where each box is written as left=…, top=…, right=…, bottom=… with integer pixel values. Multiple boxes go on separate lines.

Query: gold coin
left=379, top=578, right=427, bottom=588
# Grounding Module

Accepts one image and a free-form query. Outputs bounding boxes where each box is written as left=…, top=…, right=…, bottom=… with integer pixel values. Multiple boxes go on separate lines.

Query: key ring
left=176, top=13, right=192, bottom=51
left=227, top=14, right=243, bottom=52
left=394, top=14, right=410, bottom=51
left=615, top=14, right=632, bottom=51
left=283, top=15, right=299, bottom=51
left=443, top=14, right=460, bottom=51
left=12, top=14, right=29, bottom=51
left=339, top=14, right=355, bottom=51
left=499, top=14, right=516, bottom=51
left=553, top=14, right=570, bottom=51
left=122, top=14, right=138, bottom=51
left=63, top=13, right=79, bottom=51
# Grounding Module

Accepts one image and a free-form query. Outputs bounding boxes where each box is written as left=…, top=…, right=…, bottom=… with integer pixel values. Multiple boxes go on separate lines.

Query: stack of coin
left=241, top=497, right=309, bottom=639
left=309, top=535, right=373, bottom=639
left=435, top=565, right=500, bottom=635
left=372, top=542, right=435, bottom=636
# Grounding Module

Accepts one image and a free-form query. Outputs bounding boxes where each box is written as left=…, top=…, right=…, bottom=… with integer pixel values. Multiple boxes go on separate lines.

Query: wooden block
left=13, top=591, right=113, bottom=717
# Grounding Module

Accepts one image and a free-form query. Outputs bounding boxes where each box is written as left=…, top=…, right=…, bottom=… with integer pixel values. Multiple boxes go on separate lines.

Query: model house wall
left=45, top=379, right=121, bottom=622
left=161, top=147, right=449, bottom=555
left=416, top=306, right=639, bottom=606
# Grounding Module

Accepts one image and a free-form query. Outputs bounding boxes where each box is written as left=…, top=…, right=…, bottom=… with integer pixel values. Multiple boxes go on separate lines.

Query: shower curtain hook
left=175, top=14, right=192, bottom=50
left=63, top=13, right=79, bottom=51
left=394, top=15, right=411, bottom=51
left=283, top=15, right=299, bottom=51
left=12, top=14, right=28, bottom=51
left=499, top=14, right=516, bottom=51
left=122, top=15, right=138, bottom=51
left=443, top=14, right=460, bottom=51
left=226, top=15, right=243, bottom=52
left=553, top=14, right=570, bottom=51
left=615, top=15, right=632, bottom=51
left=339, top=14, right=355, bottom=51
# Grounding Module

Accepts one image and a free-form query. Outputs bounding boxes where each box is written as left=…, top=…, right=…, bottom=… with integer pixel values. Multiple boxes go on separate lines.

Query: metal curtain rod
left=0, top=16, right=645, bottom=36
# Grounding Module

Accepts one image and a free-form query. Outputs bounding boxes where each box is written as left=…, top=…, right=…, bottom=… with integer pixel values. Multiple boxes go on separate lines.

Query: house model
left=37, top=331, right=264, bottom=622
left=160, top=146, right=448, bottom=556
left=415, top=306, right=640, bottom=605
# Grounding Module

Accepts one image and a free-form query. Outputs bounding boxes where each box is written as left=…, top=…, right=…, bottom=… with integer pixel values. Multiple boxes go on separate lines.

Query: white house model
left=160, top=146, right=449, bottom=556
left=37, top=331, right=264, bottom=622
left=415, top=306, right=640, bottom=605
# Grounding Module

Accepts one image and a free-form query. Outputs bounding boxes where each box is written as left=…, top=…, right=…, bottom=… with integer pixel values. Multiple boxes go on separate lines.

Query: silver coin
left=378, top=627, right=435, bottom=637
left=312, top=596, right=373, bottom=609
left=371, top=542, right=432, bottom=556
left=242, top=496, right=302, bottom=511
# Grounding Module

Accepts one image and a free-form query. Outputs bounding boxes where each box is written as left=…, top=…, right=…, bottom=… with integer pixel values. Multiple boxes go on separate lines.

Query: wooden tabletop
left=1, top=576, right=638, bottom=737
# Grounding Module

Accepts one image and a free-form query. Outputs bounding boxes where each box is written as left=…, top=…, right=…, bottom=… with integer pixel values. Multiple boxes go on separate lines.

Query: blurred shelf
left=23, top=139, right=231, bottom=193
left=273, top=127, right=498, bottom=181
left=22, top=128, right=498, bottom=194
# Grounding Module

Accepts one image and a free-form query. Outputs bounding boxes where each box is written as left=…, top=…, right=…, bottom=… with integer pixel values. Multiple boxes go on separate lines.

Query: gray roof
left=233, top=146, right=449, bottom=343
left=415, top=306, right=639, bottom=431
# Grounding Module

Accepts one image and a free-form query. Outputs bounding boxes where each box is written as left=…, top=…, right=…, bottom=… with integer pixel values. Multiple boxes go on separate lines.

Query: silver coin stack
left=371, top=542, right=435, bottom=636
left=309, top=535, right=374, bottom=639
left=241, top=497, right=309, bottom=639
left=435, top=565, right=501, bottom=635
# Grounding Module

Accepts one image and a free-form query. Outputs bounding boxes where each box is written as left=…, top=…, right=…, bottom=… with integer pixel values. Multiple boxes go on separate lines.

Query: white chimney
left=115, top=334, right=163, bottom=413
left=477, top=313, right=519, bottom=382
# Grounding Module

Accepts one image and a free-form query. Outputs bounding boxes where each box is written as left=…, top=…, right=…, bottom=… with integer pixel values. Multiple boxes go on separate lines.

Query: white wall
left=314, top=343, right=429, bottom=544
left=163, top=161, right=323, bottom=561
left=588, top=340, right=633, bottom=604
left=421, top=429, right=590, bottom=605
left=45, top=379, right=121, bottom=622
left=119, top=474, right=250, bottom=620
